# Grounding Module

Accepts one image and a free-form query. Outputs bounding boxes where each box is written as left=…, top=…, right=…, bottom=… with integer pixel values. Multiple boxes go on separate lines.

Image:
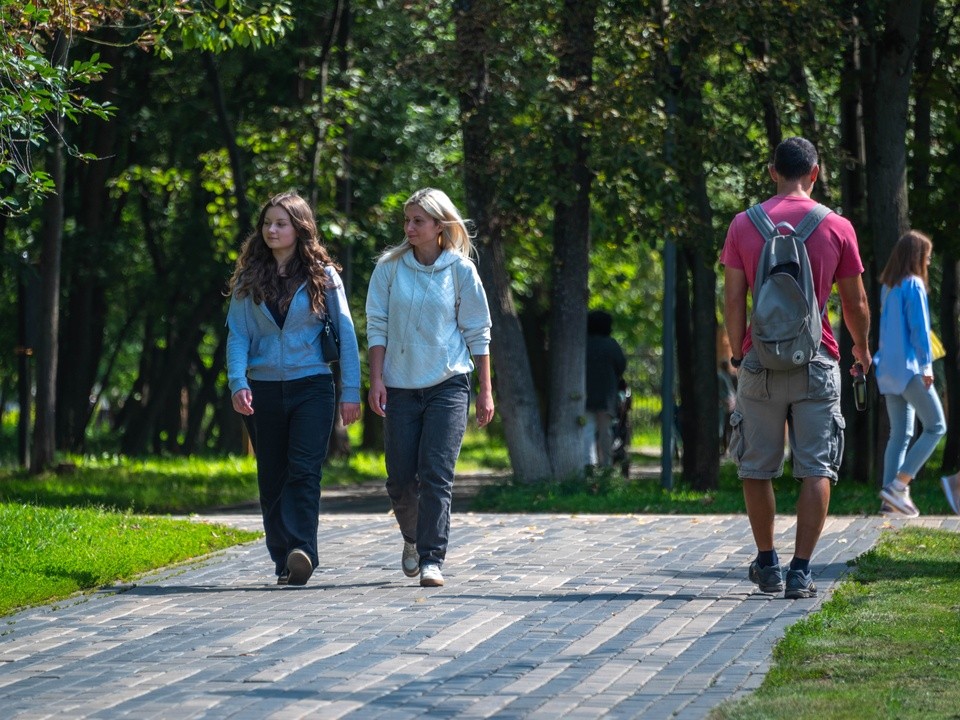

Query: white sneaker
left=879, top=483, right=920, bottom=518
left=402, top=541, right=420, bottom=577
left=420, top=563, right=444, bottom=587
left=942, top=475, right=960, bottom=515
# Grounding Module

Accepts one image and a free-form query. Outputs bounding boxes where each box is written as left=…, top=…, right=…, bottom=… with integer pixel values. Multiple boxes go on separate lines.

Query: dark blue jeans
left=384, top=374, right=470, bottom=568
left=249, top=374, right=335, bottom=575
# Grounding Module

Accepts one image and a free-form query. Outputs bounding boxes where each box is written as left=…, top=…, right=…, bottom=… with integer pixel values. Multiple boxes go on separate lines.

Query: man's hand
left=851, top=344, right=873, bottom=374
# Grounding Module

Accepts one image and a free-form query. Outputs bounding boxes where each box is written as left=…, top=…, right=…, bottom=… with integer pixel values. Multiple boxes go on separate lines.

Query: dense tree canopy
left=4, top=0, right=960, bottom=486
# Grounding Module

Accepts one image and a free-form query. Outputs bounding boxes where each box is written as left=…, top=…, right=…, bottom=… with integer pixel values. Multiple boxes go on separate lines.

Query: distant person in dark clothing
left=584, top=310, right=627, bottom=467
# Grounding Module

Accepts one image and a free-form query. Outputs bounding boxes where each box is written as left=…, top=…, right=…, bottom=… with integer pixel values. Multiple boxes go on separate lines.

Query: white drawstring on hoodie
left=398, top=262, right=438, bottom=354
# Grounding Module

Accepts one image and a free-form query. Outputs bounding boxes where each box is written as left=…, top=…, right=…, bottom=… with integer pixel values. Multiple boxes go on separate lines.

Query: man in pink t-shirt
left=720, top=137, right=871, bottom=600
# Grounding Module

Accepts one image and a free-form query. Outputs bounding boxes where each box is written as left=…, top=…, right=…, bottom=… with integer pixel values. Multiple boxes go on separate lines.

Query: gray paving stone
left=1, top=512, right=957, bottom=718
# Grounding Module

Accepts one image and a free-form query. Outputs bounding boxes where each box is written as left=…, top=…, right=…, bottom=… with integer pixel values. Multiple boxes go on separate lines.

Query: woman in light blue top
left=226, top=192, right=361, bottom=585
left=874, top=230, right=945, bottom=517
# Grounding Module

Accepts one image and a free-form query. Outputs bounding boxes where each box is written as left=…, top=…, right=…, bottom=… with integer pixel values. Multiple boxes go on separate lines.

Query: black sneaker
left=277, top=569, right=290, bottom=585
left=784, top=568, right=817, bottom=599
left=748, top=560, right=784, bottom=593
left=286, top=548, right=314, bottom=586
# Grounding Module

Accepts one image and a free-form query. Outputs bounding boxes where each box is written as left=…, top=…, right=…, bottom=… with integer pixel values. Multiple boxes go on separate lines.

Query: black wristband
left=730, top=356, right=743, bottom=369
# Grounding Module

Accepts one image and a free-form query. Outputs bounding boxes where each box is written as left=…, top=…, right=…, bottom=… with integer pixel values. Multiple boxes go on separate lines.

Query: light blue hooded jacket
left=226, top=265, right=361, bottom=403
left=874, top=275, right=934, bottom=396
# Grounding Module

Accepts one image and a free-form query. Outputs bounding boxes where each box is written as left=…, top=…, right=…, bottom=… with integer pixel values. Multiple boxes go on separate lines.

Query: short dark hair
left=773, top=137, right=818, bottom=180
left=587, top=310, right=613, bottom=336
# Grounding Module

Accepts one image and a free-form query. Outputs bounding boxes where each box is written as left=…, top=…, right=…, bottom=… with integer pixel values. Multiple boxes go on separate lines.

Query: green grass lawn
left=472, top=452, right=957, bottom=516
left=0, top=503, right=259, bottom=618
left=710, top=526, right=960, bottom=719
left=0, top=427, right=510, bottom=514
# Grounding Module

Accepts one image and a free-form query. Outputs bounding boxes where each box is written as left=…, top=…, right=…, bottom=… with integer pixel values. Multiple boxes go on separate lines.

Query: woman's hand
left=232, top=389, right=254, bottom=416
left=340, top=402, right=361, bottom=426
left=922, top=373, right=935, bottom=389
left=368, top=379, right=387, bottom=417
left=475, top=388, right=495, bottom=428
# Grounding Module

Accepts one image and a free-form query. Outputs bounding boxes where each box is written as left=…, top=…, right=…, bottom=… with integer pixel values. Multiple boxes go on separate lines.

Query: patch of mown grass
left=710, top=527, right=960, bottom=719
left=0, top=503, right=259, bottom=618
left=0, top=427, right=509, bottom=514
left=471, top=457, right=957, bottom=515
left=0, top=456, right=261, bottom=513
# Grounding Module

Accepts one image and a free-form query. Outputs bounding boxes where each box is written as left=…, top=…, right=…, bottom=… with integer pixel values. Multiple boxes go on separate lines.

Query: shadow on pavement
left=213, top=472, right=510, bottom=515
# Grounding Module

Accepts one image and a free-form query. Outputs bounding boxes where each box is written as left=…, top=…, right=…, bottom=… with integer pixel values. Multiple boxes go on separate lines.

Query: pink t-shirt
left=720, top=195, right=864, bottom=360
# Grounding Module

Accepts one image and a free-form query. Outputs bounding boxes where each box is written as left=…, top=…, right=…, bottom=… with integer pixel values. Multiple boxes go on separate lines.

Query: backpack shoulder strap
left=793, top=203, right=832, bottom=242
left=745, top=204, right=776, bottom=240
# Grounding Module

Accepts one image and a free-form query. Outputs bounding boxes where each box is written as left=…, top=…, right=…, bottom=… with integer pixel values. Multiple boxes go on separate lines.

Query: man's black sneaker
left=784, top=568, right=817, bottom=599
left=748, top=560, right=784, bottom=593
left=277, top=569, right=290, bottom=585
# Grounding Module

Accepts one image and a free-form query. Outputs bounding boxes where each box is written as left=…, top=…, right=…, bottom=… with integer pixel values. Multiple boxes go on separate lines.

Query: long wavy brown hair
left=879, top=230, right=932, bottom=292
left=227, top=192, right=340, bottom=316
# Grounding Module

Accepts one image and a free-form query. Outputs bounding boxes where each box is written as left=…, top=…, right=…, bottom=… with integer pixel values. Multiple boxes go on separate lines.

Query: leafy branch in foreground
left=0, top=0, right=293, bottom=215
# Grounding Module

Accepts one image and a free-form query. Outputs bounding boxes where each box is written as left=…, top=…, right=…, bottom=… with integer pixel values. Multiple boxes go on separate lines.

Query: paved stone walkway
left=1, top=511, right=958, bottom=719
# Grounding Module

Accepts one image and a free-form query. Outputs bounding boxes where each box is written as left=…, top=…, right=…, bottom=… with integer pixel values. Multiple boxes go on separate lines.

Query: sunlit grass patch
left=0, top=502, right=259, bottom=617
left=710, top=527, right=960, bottom=720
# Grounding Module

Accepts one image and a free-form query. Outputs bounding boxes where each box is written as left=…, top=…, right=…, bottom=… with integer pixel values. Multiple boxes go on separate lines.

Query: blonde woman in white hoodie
left=366, top=188, right=494, bottom=588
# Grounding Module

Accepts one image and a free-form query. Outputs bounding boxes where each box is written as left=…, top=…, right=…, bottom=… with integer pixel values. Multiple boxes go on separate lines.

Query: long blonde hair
left=879, top=230, right=932, bottom=291
left=227, top=192, right=340, bottom=316
left=379, top=188, right=477, bottom=263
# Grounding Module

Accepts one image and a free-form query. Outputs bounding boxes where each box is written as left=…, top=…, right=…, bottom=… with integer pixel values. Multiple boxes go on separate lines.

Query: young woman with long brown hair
left=874, top=230, right=946, bottom=517
left=226, top=192, right=361, bottom=585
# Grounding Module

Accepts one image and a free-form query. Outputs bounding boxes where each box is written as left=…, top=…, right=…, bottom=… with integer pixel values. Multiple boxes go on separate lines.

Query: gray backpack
left=746, top=203, right=832, bottom=370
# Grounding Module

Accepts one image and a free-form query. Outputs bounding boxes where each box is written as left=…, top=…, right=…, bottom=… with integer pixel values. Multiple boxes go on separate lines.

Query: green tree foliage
left=0, top=2, right=113, bottom=215
left=3, top=0, right=960, bottom=486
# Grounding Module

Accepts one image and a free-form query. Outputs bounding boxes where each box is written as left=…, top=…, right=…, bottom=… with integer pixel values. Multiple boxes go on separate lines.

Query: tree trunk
left=546, top=0, right=599, bottom=480
left=56, top=41, right=121, bottom=452
left=31, top=30, right=69, bottom=473
left=788, top=59, right=833, bottom=205
left=454, top=0, right=550, bottom=482
left=912, top=0, right=956, bottom=475
left=857, top=0, right=922, bottom=487
left=121, top=290, right=223, bottom=454
left=748, top=38, right=782, bottom=151
left=674, top=35, right=719, bottom=490
left=860, top=0, right=923, bottom=262
left=837, top=3, right=875, bottom=485
left=183, top=339, right=226, bottom=454
left=941, top=261, right=960, bottom=472
left=329, top=0, right=353, bottom=460
left=203, top=51, right=255, bottom=456
left=57, top=279, right=107, bottom=450
left=202, top=53, right=250, bottom=225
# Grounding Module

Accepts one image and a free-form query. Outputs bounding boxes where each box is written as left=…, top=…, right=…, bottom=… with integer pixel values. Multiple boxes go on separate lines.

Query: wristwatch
left=730, top=356, right=743, bottom=369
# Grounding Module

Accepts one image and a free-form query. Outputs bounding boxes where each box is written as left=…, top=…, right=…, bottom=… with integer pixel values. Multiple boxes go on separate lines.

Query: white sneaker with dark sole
left=420, top=563, right=444, bottom=587
left=879, top=484, right=920, bottom=517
